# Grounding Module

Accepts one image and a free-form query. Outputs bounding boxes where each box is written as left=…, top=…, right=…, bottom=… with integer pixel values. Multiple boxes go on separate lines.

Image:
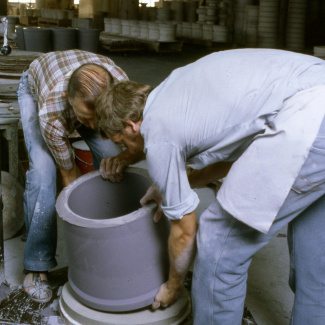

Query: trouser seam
left=214, top=218, right=237, bottom=274
left=212, top=217, right=237, bottom=324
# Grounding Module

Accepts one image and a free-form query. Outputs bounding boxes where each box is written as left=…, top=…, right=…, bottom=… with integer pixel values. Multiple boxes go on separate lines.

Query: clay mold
left=56, top=168, right=170, bottom=312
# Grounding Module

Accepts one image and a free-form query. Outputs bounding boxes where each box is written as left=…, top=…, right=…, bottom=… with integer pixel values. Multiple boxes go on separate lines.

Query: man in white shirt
left=96, top=49, right=325, bottom=325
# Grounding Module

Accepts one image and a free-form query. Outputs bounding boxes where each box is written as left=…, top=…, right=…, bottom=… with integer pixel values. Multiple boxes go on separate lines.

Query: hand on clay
left=140, top=185, right=163, bottom=223
left=99, top=156, right=128, bottom=182
left=152, top=282, right=181, bottom=310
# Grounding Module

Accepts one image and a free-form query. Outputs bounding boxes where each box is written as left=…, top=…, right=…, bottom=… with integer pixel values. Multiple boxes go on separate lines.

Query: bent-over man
left=96, top=49, right=325, bottom=325
left=18, top=50, right=139, bottom=303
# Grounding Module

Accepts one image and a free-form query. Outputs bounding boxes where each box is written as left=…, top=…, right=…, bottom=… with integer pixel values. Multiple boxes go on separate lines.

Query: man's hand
left=100, top=149, right=145, bottom=182
left=152, top=212, right=197, bottom=310
left=140, top=185, right=163, bottom=223
left=100, top=155, right=128, bottom=182
left=152, top=281, right=181, bottom=309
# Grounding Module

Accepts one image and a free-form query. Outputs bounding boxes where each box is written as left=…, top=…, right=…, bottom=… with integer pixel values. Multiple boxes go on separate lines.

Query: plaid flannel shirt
left=28, top=50, right=128, bottom=170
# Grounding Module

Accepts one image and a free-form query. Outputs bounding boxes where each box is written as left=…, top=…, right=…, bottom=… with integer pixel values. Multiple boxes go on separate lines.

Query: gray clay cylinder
left=56, top=168, right=170, bottom=312
left=51, top=27, right=77, bottom=51
left=15, top=26, right=26, bottom=51
left=76, top=28, right=100, bottom=53
left=23, top=27, right=52, bottom=52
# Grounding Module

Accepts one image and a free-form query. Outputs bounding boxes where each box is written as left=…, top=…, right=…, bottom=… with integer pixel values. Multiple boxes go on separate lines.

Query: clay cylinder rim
left=56, top=168, right=156, bottom=228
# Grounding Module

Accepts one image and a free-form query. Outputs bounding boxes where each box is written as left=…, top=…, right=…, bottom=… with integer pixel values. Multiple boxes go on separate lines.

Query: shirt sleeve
left=39, top=92, right=79, bottom=170
left=145, top=142, right=199, bottom=220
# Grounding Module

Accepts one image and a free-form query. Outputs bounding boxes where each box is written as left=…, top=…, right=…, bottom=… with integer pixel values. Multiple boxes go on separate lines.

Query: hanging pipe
left=1, top=17, right=12, bottom=56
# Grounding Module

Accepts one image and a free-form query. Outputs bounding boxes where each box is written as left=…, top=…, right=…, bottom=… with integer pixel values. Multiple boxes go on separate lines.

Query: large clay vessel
left=56, top=168, right=170, bottom=312
left=15, top=26, right=26, bottom=50
left=76, top=28, right=100, bottom=53
left=51, top=27, right=77, bottom=51
left=23, top=27, right=52, bottom=52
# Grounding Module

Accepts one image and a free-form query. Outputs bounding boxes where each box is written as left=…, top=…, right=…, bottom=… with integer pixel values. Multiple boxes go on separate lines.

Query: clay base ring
left=59, top=282, right=191, bottom=325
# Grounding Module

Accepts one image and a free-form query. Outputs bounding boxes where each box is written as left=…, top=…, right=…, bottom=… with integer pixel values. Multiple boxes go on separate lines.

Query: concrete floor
left=3, top=46, right=294, bottom=325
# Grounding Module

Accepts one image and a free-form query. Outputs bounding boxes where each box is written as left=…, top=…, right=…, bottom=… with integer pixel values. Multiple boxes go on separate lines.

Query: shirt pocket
left=292, top=135, right=325, bottom=194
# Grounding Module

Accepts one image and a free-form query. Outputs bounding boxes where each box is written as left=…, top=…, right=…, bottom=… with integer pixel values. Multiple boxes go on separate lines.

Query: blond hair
left=67, top=63, right=114, bottom=111
left=96, top=81, right=153, bottom=137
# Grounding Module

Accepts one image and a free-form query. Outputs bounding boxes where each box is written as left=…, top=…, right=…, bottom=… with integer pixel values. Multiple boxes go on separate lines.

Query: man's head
left=96, top=81, right=153, bottom=153
left=66, top=63, right=114, bottom=129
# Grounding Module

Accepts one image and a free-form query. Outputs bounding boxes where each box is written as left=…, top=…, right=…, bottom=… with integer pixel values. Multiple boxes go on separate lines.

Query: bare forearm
left=152, top=212, right=197, bottom=309
left=118, top=148, right=145, bottom=165
left=188, top=161, right=234, bottom=189
left=60, top=164, right=82, bottom=187
left=167, top=212, right=198, bottom=290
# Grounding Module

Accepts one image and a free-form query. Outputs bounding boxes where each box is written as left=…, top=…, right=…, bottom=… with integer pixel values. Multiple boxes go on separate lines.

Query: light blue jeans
left=18, top=70, right=121, bottom=272
left=192, top=117, right=325, bottom=324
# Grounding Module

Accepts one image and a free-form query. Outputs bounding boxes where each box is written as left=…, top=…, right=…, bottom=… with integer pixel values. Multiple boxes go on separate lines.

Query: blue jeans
left=18, top=70, right=121, bottom=272
left=192, top=118, right=325, bottom=324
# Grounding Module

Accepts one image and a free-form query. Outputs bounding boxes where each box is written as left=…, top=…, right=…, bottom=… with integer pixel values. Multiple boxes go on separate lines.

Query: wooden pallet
left=100, top=32, right=183, bottom=53
left=38, top=18, right=72, bottom=28
left=100, top=33, right=146, bottom=52
left=143, top=39, right=183, bottom=53
left=20, top=16, right=38, bottom=27
left=0, top=55, right=40, bottom=76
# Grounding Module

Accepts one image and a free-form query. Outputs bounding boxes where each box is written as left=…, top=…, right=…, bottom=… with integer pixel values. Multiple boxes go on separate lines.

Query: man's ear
left=62, top=91, right=68, bottom=99
left=126, top=120, right=142, bottom=133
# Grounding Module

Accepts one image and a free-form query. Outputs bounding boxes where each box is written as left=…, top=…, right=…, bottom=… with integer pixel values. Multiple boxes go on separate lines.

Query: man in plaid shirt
left=17, top=50, right=140, bottom=303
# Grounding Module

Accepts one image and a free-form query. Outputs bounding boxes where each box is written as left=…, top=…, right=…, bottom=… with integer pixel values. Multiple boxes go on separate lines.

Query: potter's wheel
left=60, top=282, right=191, bottom=325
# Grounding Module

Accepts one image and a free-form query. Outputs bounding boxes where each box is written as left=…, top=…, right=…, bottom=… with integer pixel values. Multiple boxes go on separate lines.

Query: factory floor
left=2, top=46, right=293, bottom=325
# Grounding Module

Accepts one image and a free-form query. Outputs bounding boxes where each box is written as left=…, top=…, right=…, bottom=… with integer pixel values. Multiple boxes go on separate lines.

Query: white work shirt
left=141, top=49, right=325, bottom=233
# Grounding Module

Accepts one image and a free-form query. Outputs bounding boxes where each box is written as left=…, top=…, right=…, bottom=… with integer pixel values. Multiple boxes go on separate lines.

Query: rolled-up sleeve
left=145, top=142, right=199, bottom=220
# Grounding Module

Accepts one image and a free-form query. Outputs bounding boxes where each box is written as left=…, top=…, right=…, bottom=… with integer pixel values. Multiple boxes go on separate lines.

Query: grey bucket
left=51, top=27, right=77, bottom=51
left=23, top=27, right=52, bottom=52
left=15, top=26, right=25, bottom=50
left=77, top=28, right=100, bottom=53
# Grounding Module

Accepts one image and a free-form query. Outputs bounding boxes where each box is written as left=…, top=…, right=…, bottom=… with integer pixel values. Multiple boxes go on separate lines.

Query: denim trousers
left=192, top=118, right=325, bottom=324
left=18, top=70, right=121, bottom=271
